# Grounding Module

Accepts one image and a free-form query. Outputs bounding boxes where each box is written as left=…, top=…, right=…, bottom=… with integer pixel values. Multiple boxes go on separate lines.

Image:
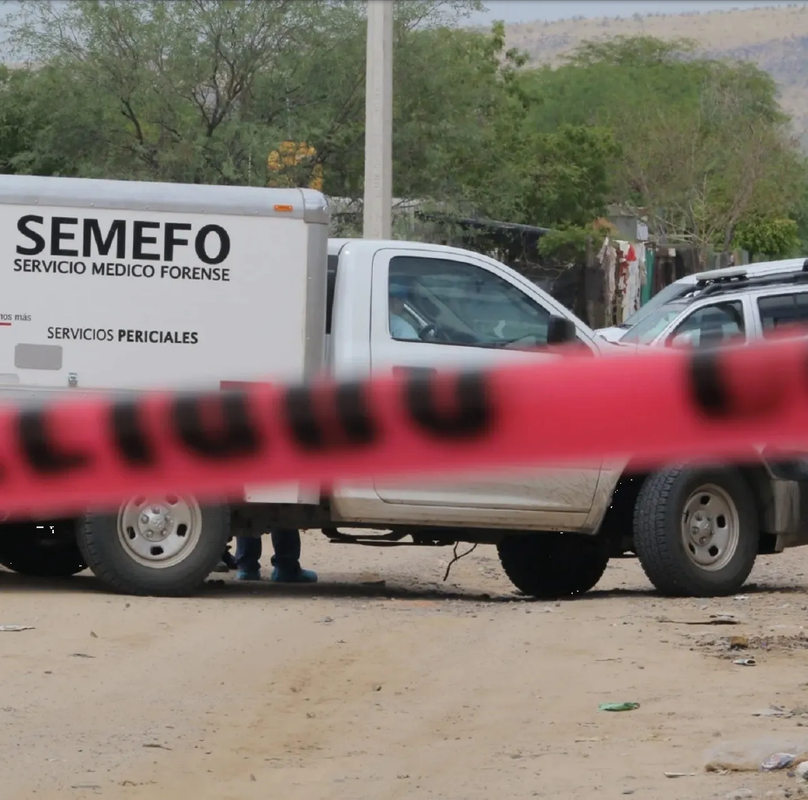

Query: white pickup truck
left=0, top=175, right=806, bottom=599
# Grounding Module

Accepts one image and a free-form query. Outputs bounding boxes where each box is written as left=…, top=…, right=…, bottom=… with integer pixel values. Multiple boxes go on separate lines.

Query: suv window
left=757, top=292, right=808, bottom=337
left=388, top=255, right=552, bottom=349
left=667, top=301, right=746, bottom=348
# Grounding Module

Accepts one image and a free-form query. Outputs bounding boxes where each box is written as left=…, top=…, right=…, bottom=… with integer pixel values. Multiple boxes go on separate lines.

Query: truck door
left=368, top=247, right=601, bottom=525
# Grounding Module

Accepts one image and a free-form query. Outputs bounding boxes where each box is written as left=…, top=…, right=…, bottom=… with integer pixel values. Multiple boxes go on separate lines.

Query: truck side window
left=757, top=293, right=808, bottom=338
left=388, top=255, right=552, bottom=348
left=667, top=301, right=745, bottom=348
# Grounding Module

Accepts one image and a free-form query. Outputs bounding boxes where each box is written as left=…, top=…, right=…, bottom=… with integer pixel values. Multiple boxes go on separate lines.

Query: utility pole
left=362, top=0, right=393, bottom=239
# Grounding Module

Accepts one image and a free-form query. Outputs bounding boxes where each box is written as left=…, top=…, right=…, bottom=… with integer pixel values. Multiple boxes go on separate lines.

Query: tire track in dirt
left=8, top=543, right=808, bottom=800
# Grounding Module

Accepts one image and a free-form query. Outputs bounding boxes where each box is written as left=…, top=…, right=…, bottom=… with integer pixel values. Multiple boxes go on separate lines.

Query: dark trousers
left=235, top=529, right=301, bottom=574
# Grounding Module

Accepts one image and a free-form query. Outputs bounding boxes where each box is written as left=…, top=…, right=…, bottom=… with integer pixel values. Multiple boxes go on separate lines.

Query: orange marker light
left=273, top=204, right=294, bottom=213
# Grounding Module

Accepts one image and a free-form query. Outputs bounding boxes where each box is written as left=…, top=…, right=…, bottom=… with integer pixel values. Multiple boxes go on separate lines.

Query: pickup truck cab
left=1, top=175, right=806, bottom=600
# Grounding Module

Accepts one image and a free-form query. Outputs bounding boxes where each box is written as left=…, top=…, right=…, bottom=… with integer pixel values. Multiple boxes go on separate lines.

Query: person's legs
left=269, top=529, right=300, bottom=571
left=235, top=535, right=262, bottom=580
left=270, top=529, right=317, bottom=583
left=213, top=540, right=237, bottom=572
left=222, top=547, right=237, bottom=570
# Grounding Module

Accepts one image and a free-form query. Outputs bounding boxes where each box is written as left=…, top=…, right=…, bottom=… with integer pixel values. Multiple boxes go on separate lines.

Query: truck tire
left=0, top=521, right=87, bottom=577
left=633, top=467, right=758, bottom=597
left=77, top=495, right=230, bottom=597
left=497, top=533, right=609, bottom=599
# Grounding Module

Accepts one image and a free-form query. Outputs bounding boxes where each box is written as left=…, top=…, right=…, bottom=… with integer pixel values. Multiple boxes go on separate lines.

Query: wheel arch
left=597, top=457, right=776, bottom=556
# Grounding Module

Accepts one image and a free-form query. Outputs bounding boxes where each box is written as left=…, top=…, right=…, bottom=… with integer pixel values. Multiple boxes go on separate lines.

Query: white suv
left=618, top=265, right=808, bottom=348
left=596, top=258, right=808, bottom=343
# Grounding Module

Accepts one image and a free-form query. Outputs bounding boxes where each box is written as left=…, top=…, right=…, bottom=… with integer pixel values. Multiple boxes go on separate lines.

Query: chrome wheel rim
left=680, top=483, right=740, bottom=571
left=117, top=494, right=202, bottom=569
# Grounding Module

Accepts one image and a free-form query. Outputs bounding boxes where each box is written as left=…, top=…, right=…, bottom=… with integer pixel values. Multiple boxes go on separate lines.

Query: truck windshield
left=621, top=302, right=686, bottom=344
left=618, top=281, right=692, bottom=330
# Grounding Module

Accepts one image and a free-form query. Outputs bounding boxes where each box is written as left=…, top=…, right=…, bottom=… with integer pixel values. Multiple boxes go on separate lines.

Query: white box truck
left=0, top=174, right=807, bottom=599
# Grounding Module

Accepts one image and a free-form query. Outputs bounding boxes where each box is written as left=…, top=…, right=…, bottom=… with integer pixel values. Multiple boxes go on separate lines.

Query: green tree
left=7, top=10, right=797, bottom=257
left=0, top=66, right=47, bottom=173
left=428, top=22, right=620, bottom=230
left=6, top=0, right=363, bottom=183
left=619, top=74, right=804, bottom=256
left=4, top=0, right=494, bottom=197
left=515, top=35, right=804, bottom=258
left=0, top=64, right=95, bottom=176
left=566, top=34, right=694, bottom=68
left=782, top=180, right=808, bottom=255
left=733, top=217, right=800, bottom=259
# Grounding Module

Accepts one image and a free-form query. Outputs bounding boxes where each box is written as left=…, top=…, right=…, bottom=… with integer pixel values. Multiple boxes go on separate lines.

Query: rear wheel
left=0, top=520, right=86, bottom=577
left=77, top=494, right=230, bottom=597
left=633, top=466, right=758, bottom=597
left=497, top=533, right=609, bottom=599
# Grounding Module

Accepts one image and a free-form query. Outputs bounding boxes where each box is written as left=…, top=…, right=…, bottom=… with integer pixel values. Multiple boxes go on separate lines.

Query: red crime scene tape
left=0, top=335, right=807, bottom=518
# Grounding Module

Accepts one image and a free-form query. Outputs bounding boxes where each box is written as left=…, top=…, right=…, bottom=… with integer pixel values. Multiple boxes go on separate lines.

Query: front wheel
left=497, top=533, right=609, bottom=599
left=633, top=467, right=758, bottom=597
left=77, top=494, right=230, bottom=597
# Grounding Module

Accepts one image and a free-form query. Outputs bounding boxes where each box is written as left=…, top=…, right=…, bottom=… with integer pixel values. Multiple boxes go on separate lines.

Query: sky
left=0, top=1, right=801, bottom=28
left=466, top=0, right=803, bottom=25
left=0, top=1, right=803, bottom=50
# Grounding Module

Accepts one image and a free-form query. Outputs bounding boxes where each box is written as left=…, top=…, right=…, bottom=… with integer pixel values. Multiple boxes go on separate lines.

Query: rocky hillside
left=502, top=4, right=808, bottom=142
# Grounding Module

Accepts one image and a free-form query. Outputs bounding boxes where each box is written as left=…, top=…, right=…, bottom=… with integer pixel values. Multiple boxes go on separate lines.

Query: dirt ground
left=3, top=534, right=808, bottom=800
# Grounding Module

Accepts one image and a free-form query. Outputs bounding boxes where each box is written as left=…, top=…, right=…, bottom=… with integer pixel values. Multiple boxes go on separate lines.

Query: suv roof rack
left=693, top=266, right=749, bottom=284
left=694, top=259, right=808, bottom=298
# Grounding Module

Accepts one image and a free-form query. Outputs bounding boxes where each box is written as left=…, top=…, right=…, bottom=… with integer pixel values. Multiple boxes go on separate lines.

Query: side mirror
left=547, top=315, right=578, bottom=345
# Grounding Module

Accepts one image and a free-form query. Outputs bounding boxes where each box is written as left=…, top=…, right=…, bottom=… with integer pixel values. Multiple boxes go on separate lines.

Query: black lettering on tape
left=110, top=401, right=154, bottom=466
left=689, top=350, right=730, bottom=417
left=406, top=372, right=491, bottom=438
left=172, top=392, right=259, bottom=458
left=285, top=382, right=377, bottom=451
left=17, top=408, right=90, bottom=474
left=285, top=387, right=319, bottom=449
left=335, top=382, right=377, bottom=445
